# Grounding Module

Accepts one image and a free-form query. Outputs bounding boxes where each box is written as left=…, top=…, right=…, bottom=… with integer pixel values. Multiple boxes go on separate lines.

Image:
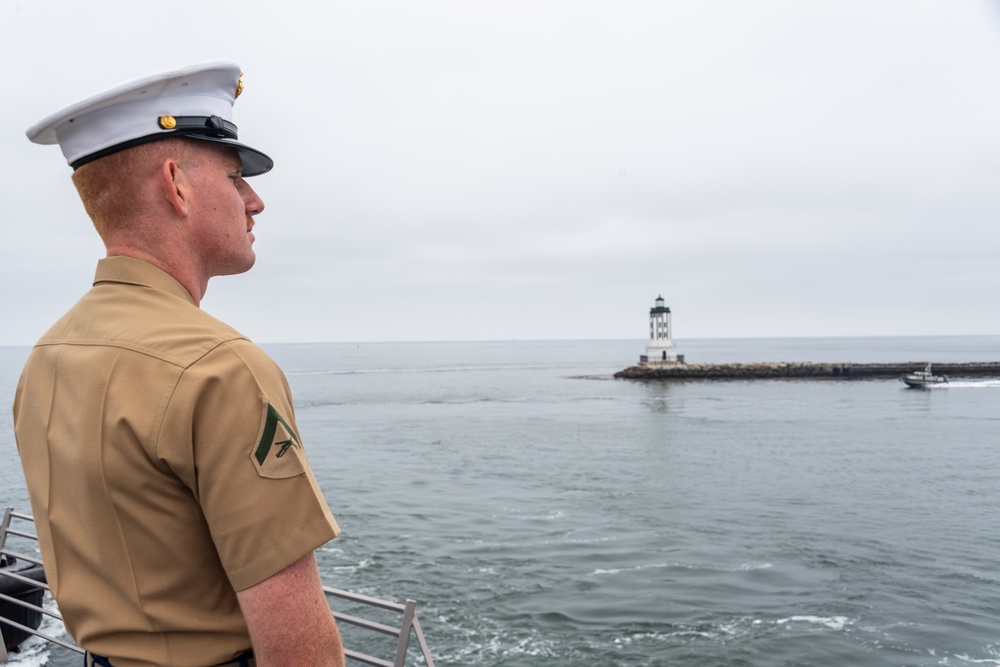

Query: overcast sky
left=1, top=1, right=998, bottom=345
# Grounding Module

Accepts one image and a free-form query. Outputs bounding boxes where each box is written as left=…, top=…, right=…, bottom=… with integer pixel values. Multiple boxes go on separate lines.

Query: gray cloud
left=2, top=0, right=998, bottom=345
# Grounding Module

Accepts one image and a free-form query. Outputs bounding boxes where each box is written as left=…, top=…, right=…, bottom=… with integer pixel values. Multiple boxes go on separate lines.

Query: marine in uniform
left=14, top=63, right=345, bottom=666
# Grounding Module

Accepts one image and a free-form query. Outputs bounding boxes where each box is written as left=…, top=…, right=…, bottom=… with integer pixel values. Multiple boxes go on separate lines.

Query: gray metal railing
left=325, top=587, right=436, bottom=667
left=0, top=506, right=82, bottom=663
left=0, top=506, right=435, bottom=666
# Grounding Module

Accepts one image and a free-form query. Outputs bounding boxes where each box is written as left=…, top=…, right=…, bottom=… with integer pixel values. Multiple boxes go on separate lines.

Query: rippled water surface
left=3, top=336, right=1000, bottom=666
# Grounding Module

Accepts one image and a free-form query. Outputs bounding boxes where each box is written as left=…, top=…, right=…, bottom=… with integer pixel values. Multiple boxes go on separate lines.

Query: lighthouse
left=640, top=295, right=682, bottom=365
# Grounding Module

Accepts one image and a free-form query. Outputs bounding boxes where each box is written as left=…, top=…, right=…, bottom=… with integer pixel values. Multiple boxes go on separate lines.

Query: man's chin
left=214, top=255, right=256, bottom=279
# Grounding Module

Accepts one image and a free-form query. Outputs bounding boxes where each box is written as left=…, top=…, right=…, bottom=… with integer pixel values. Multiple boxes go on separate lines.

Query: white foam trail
left=777, top=615, right=849, bottom=630
left=944, top=380, right=1000, bottom=389
left=952, top=656, right=1000, bottom=665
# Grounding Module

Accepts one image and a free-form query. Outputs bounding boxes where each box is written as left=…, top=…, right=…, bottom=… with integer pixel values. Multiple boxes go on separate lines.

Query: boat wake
left=1, top=597, right=68, bottom=666
left=939, top=379, right=1000, bottom=389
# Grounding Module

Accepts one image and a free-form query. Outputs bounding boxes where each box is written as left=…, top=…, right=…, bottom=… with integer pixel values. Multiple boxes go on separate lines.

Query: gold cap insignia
left=158, top=115, right=177, bottom=130
left=235, top=72, right=244, bottom=99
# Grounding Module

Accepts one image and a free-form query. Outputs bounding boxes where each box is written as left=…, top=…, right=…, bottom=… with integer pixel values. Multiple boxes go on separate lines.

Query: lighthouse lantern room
left=640, top=295, right=681, bottom=365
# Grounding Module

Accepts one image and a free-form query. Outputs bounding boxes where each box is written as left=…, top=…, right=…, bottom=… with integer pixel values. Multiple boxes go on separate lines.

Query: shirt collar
left=93, top=256, right=196, bottom=305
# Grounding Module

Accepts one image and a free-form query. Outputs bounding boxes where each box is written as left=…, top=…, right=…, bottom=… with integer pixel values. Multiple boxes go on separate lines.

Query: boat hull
left=901, top=375, right=948, bottom=388
left=903, top=379, right=941, bottom=387
left=0, top=554, right=47, bottom=652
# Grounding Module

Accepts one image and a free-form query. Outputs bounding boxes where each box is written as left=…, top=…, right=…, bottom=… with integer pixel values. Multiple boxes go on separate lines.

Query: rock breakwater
left=614, top=361, right=1000, bottom=380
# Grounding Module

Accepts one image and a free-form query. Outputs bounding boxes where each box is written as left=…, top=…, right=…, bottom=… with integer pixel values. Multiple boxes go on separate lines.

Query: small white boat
left=901, top=364, right=948, bottom=388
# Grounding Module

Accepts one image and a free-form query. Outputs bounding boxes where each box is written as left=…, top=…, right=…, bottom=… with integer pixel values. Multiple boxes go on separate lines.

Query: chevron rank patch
left=251, top=401, right=307, bottom=479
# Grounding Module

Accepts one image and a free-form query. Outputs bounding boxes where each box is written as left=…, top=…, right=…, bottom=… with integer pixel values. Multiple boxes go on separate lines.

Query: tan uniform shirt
left=14, top=257, right=340, bottom=667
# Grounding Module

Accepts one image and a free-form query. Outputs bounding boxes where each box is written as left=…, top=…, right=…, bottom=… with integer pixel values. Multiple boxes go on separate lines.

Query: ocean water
left=2, top=336, right=1000, bottom=666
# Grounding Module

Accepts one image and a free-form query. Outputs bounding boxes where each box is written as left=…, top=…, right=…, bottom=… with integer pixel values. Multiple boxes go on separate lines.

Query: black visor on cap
left=165, top=115, right=273, bottom=177
left=69, top=118, right=274, bottom=176
left=184, top=135, right=274, bottom=177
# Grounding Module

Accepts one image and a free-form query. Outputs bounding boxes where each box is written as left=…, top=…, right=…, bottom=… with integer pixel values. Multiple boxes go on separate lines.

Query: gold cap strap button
left=158, top=115, right=177, bottom=130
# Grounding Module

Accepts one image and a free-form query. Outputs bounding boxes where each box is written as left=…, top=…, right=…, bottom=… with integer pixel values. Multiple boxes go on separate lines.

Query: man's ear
left=159, top=158, right=192, bottom=218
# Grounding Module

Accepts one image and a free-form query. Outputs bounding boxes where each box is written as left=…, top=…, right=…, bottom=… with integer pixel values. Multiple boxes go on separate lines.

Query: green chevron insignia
left=254, top=404, right=301, bottom=466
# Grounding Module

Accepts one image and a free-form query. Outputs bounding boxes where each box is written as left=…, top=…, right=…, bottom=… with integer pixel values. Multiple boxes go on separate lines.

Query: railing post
left=0, top=507, right=13, bottom=553
left=0, top=506, right=11, bottom=662
left=410, top=616, right=436, bottom=667
left=391, top=600, right=417, bottom=667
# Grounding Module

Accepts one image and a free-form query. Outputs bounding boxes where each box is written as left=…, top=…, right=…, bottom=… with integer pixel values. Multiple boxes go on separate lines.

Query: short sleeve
left=157, top=340, right=340, bottom=591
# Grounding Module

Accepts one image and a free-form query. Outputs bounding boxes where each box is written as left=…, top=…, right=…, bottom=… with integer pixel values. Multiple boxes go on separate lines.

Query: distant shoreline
left=614, top=361, right=1000, bottom=380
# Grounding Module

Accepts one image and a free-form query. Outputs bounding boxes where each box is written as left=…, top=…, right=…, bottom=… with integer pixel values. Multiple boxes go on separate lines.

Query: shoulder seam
left=34, top=335, right=249, bottom=369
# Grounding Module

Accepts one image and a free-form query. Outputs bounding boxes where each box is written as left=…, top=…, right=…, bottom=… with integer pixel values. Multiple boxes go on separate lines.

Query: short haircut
left=71, top=138, right=197, bottom=239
